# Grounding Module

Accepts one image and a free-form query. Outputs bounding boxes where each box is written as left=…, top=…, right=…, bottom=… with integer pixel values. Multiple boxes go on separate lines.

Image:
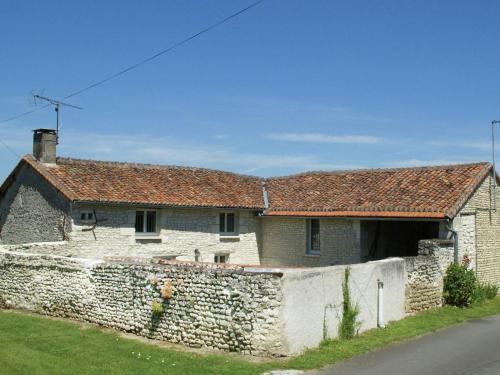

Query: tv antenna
left=33, top=94, right=83, bottom=144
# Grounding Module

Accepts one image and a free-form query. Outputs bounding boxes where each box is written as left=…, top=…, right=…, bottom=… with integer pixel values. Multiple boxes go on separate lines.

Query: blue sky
left=1, top=0, right=500, bottom=180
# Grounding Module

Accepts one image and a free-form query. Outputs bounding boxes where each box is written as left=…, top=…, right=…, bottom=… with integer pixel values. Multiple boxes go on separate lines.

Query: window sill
left=135, top=234, right=161, bottom=240
left=219, top=234, right=240, bottom=240
left=303, top=253, right=321, bottom=258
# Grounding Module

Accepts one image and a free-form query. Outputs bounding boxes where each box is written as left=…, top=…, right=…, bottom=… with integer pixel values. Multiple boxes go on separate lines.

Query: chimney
left=33, top=129, right=57, bottom=164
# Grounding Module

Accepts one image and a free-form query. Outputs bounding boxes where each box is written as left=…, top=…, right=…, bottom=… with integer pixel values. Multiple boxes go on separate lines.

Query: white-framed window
left=306, top=219, right=321, bottom=255
left=219, top=212, right=238, bottom=235
left=214, top=254, right=228, bottom=264
left=135, top=210, right=157, bottom=233
left=80, top=211, right=95, bottom=222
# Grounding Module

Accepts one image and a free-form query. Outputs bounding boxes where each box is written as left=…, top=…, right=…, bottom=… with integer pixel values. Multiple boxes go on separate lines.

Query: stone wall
left=0, top=250, right=408, bottom=356
left=260, top=217, right=361, bottom=267
left=0, top=250, right=283, bottom=356
left=404, top=239, right=454, bottom=314
left=0, top=163, right=69, bottom=244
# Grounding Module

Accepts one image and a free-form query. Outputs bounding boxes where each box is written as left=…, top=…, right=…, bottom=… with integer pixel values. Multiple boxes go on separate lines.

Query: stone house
left=1, top=129, right=499, bottom=285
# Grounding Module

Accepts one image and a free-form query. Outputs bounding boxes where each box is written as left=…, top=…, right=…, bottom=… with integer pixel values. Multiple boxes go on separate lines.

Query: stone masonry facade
left=68, top=205, right=262, bottom=264
left=0, top=163, right=69, bottom=244
left=456, top=173, right=500, bottom=285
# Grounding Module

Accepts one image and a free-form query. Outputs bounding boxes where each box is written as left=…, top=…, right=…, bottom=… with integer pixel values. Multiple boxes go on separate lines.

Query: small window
left=80, top=211, right=94, bottom=222
left=214, top=254, right=228, bottom=264
left=306, top=219, right=321, bottom=255
left=219, top=212, right=237, bottom=235
left=135, top=210, right=157, bottom=233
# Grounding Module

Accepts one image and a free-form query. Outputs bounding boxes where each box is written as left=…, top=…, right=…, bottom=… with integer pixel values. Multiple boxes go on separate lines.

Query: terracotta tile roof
left=2, top=156, right=494, bottom=219
left=21, top=155, right=264, bottom=209
left=264, top=162, right=493, bottom=219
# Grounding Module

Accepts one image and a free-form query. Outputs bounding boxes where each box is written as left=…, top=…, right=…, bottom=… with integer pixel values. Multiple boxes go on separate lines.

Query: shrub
left=151, top=300, right=164, bottom=317
left=339, top=267, right=360, bottom=340
left=443, top=263, right=477, bottom=307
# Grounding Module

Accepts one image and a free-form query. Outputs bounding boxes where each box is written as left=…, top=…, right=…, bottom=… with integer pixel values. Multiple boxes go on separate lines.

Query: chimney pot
left=33, top=129, right=57, bottom=164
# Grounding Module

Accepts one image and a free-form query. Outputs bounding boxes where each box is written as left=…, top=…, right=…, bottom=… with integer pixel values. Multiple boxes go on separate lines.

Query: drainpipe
left=377, top=280, right=385, bottom=328
left=446, top=218, right=459, bottom=264
left=261, top=181, right=269, bottom=210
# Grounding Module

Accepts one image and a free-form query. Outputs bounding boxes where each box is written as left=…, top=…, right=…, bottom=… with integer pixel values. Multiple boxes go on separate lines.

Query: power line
left=0, top=138, right=22, bottom=159
left=0, top=0, right=267, bottom=125
left=0, top=104, right=50, bottom=124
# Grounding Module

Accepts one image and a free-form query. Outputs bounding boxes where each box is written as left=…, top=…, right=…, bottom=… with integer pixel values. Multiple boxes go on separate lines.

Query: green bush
left=339, top=267, right=360, bottom=340
left=443, top=263, right=477, bottom=307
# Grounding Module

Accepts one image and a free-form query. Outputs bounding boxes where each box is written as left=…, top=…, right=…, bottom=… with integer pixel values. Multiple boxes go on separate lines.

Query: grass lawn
left=0, top=298, right=499, bottom=375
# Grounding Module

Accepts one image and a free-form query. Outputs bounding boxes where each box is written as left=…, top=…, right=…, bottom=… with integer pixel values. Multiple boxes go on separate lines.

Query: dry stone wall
left=404, top=239, right=454, bottom=314
left=0, top=250, right=283, bottom=356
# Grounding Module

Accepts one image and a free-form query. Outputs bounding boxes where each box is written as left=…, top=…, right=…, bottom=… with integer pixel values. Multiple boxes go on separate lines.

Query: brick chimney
left=33, top=129, right=57, bottom=164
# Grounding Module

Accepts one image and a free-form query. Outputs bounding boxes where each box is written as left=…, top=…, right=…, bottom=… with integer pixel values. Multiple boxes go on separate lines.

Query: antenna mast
left=33, top=95, right=83, bottom=144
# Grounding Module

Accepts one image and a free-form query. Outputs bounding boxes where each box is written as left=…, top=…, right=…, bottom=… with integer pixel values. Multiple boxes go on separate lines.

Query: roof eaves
left=22, top=155, right=77, bottom=202
left=263, top=209, right=446, bottom=219
left=0, top=158, right=26, bottom=197
left=445, top=163, right=493, bottom=219
left=72, top=199, right=265, bottom=210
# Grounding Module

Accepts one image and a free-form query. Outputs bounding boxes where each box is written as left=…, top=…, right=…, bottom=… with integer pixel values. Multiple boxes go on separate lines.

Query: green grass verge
left=0, top=298, right=499, bottom=374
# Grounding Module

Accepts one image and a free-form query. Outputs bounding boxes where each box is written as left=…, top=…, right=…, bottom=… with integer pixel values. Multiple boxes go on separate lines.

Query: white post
left=377, top=280, right=385, bottom=328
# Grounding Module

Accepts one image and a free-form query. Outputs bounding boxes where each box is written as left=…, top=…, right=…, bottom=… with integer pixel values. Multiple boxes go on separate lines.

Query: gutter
left=261, top=181, right=269, bottom=210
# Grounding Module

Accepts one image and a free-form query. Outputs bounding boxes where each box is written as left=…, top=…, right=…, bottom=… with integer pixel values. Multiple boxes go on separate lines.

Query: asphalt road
left=308, top=315, right=500, bottom=375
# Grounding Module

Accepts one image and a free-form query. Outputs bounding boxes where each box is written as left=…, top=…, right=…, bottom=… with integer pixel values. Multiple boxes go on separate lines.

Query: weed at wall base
left=338, top=267, right=360, bottom=340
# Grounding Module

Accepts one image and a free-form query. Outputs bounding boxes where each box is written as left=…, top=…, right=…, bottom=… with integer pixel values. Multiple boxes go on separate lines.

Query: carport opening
left=361, top=220, right=441, bottom=260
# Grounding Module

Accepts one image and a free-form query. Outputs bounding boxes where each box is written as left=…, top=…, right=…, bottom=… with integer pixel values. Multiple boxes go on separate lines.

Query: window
left=306, top=219, right=321, bottom=255
left=214, top=254, right=228, bottom=263
left=135, top=210, right=157, bottom=233
left=219, top=212, right=237, bottom=235
left=80, top=211, right=94, bottom=222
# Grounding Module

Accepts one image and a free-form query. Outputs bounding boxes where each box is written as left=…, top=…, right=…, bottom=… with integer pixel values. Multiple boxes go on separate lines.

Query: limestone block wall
left=0, top=250, right=283, bottom=356
left=0, top=164, right=69, bottom=244
left=457, top=173, right=500, bottom=285
left=260, top=217, right=361, bottom=267
left=404, top=239, right=454, bottom=314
